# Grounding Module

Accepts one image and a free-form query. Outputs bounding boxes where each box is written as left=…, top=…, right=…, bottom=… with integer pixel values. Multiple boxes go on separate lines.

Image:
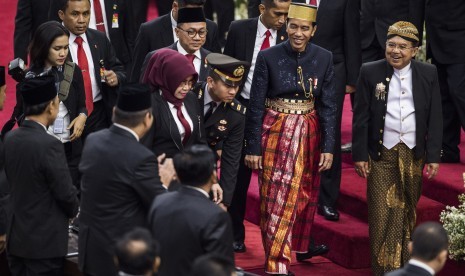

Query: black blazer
left=194, top=82, right=246, bottom=206
left=13, top=0, right=61, bottom=63
left=69, top=28, right=127, bottom=126
left=3, top=120, right=79, bottom=258
left=130, top=13, right=221, bottom=82
left=103, top=0, right=135, bottom=69
left=141, top=91, right=206, bottom=158
left=312, top=0, right=361, bottom=86
left=78, top=125, right=167, bottom=276
left=139, top=42, right=211, bottom=83
left=360, top=0, right=426, bottom=50
left=223, top=17, right=288, bottom=94
left=352, top=59, right=442, bottom=163
left=385, top=263, right=433, bottom=276
left=148, top=186, right=234, bottom=276
left=425, top=0, right=465, bottom=64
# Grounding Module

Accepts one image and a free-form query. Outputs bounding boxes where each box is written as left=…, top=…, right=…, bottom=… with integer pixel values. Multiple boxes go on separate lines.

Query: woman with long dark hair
left=12, top=21, right=87, bottom=189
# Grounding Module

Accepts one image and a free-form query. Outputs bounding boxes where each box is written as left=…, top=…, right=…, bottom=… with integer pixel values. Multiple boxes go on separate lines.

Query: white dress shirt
left=88, top=0, right=110, bottom=40
left=383, top=63, right=416, bottom=149
left=68, top=32, right=103, bottom=102
left=171, top=10, right=178, bottom=43
left=165, top=98, right=194, bottom=141
left=242, top=17, right=278, bottom=99
left=177, top=43, right=201, bottom=77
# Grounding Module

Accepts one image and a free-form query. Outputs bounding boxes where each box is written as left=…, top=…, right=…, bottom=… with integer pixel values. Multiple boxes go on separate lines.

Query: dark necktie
left=74, top=36, right=93, bottom=114
left=175, top=105, right=192, bottom=145
left=260, top=30, right=272, bottom=51
left=185, top=54, right=196, bottom=65
left=204, top=101, right=217, bottom=121
left=93, top=0, right=106, bottom=34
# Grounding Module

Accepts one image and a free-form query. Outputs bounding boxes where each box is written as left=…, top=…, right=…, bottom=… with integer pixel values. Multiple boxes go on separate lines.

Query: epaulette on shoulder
left=229, top=99, right=246, bottom=115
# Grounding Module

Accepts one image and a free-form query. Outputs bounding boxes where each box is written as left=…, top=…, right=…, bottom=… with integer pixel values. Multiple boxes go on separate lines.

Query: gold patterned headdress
left=387, top=21, right=419, bottom=42
left=288, top=3, right=317, bottom=22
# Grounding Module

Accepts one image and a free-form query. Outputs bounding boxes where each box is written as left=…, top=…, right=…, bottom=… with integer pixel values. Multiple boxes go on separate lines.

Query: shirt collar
left=113, top=123, right=140, bottom=141
left=204, top=84, right=221, bottom=106
left=258, top=15, right=277, bottom=39
left=68, top=29, right=89, bottom=45
left=170, top=10, right=177, bottom=28
left=184, top=185, right=210, bottom=198
left=394, top=62, right=412, bottom=76
left=177, top=42, right=201, bottom=60
left=409, top=259, right=435, bottom=275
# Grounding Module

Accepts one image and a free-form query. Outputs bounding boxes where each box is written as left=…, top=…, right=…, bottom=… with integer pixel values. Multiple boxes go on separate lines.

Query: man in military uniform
left=192, top=53, right=250, bottom=211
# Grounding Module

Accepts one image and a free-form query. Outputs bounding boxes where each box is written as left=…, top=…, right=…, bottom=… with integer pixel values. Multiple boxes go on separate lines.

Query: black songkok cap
left=20, top=75, right=57, bottom=105
left=177, top=7, right=206, bottom=24
left=207, top=53, right=250, bottom=87
left=117, top=83, right=152, bottom=112
left=0, top=66, right=5, bottom=87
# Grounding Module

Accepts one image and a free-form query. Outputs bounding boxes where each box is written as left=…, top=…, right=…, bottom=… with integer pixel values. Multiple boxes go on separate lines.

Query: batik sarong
left=367, top=143, right=424, bottom=275
left=260, top=108, right=320, bottom=274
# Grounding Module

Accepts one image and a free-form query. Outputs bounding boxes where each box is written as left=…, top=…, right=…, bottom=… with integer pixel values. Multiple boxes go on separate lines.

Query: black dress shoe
left=318, top=205, right=340, bottom=221
left=233, top=241, right=246, bottom=253
left=296, top=244, right=329, bottom=262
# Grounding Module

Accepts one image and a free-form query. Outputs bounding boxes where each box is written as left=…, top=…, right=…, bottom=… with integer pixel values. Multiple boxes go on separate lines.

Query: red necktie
left=185, top=54, right=195, bottom=65
left=260, top=30, right=271, bottom=51
left=74, top=36, right=93, bottom=114
left=175, top=105, right=192, bottom=145
left=309, top=0, right=317, bottom=6
left=93, top=0, right=106, bottom=34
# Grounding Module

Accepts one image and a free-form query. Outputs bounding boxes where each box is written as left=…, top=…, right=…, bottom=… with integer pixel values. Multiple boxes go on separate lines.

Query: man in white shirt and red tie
left=58, top=0, right=127, bottom=139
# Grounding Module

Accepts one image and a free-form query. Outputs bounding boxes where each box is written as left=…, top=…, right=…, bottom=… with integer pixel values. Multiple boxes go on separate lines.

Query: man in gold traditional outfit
left=352, top=21, right=442, bottom=275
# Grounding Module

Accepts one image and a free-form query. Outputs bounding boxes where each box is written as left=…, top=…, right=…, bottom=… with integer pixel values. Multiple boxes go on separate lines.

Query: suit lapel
left=199, top=48, right=209, bottom=81
left=155, top=93, right=183, bottom=149
left=104, top=0, right=113, bottom=30
left=205, top=103, right=226, bottom=128
left=245, top=18, right=259, bottom=63
left=85, top=30, right=101, bottom=83
left=276, top=26, right=287, bottom=45
left=161, top=14, right=175, bottom=46
left=184, top=96, right=199, bottom=146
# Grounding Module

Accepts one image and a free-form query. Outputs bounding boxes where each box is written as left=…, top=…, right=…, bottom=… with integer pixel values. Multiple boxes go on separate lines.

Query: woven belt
left=265, top=98, right=315, bottom=114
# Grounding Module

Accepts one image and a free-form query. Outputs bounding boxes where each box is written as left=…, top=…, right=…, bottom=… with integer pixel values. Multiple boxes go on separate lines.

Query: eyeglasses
left=386, top=42, right=416, bottom=52
left=177, top=27, right=208, bottom=38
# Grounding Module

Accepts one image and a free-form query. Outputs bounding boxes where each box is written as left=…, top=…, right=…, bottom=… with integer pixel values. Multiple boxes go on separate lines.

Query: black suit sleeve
left=426, top=66, right=442, bottom=163
left=132, top=155, right=167, bottom=209
left=13, top=0, right=32, bottom=62
left=44, top=140, right=79, bottom=218
left=74, top=65, right=88, bottom=116
left=344, top=0, right=362, bottom=86
left=352, top=64, right=370, bottom=162
left=103, top=36, right=126, bottom=84
left=219, top=117, right=245, bottom=206
left=130, top=24, right=151, bottom=82
left=205, top=20, right=222, bottom=54
left=202, top=211, right=234, bottom=263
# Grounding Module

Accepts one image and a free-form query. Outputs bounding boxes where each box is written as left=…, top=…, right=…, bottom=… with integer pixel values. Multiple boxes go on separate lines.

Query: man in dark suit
left=59, top=0, right=127, bottom=138
left=204, top=0, right=235, bottom=47
left=87, top=0, right=135, bottom=71
left=13, top=0, right=61, bottom=64
left=192, top=53, right=249, bottom=211
left=360, top=0, right=426, bottom=63
left=149, top=145, right=234, bottom=276
left=130, top=0, right=221, bottom=82
left=425, top=0, right=465, bottom=163
left=308, top=0, right=361, bottom=222
left=139, top=7, right=211, bottom=82
left=3, top=76, right=79, bottom=275
left=78, top=83, right=168, bottom=276
left=386, top=222, right=448, bottom=276
left=223, top=0, right=290, bottom=253
left=353, top=21, right=442, bottom=275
